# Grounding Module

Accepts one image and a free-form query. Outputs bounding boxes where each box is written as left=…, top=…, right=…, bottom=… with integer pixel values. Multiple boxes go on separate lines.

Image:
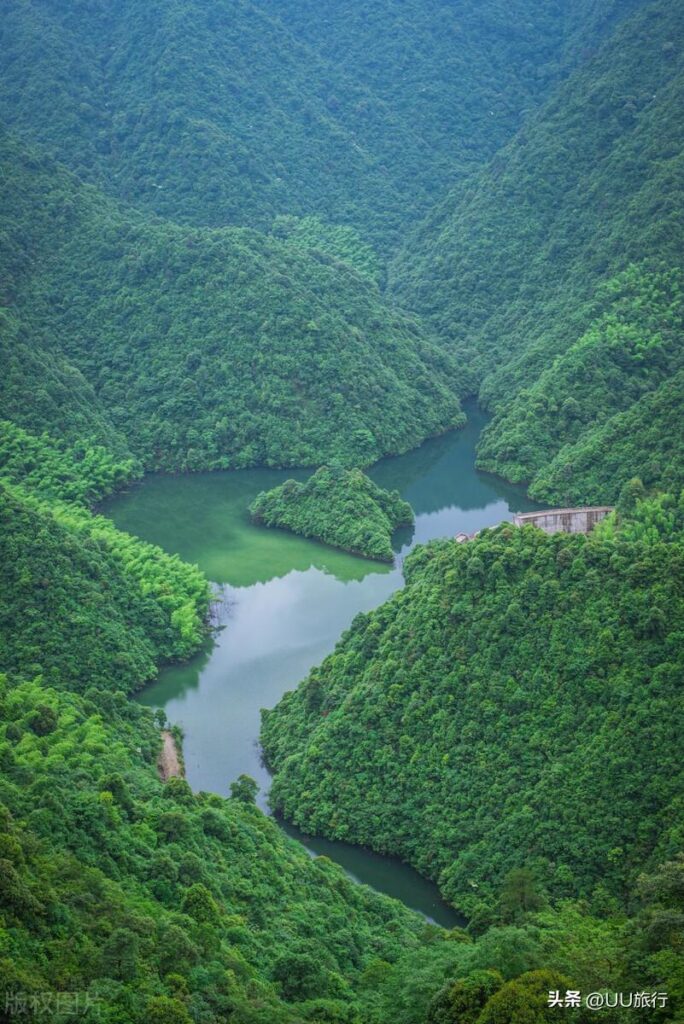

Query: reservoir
left=103, top=405, right=538, bottom=926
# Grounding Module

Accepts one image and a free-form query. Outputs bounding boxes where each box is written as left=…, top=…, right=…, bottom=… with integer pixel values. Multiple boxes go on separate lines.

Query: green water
left=103, top=405, right=539, bottom=927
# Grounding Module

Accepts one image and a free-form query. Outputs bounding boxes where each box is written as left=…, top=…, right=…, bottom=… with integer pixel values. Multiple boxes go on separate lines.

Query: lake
left=103, top=405, right=538, bottom=926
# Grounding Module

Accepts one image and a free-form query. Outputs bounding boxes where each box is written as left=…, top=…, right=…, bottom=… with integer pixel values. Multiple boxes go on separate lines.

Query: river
left=102, top=405, right=539, bottom=927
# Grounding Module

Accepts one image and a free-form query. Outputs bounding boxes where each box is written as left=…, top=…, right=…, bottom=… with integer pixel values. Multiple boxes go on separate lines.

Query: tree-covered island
left=250, top=465, right=414, bottom=562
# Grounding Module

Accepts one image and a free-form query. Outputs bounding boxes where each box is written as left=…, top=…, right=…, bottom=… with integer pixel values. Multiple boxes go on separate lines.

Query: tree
left=272, top=952, right=328, bottom=1001
left=180, top=884, right=220, bottom=925
left=426, top=970, right=503, bottom=1024
left=478, top=969, right=579, bottom=1023
left=145, top=996, right=193, bottom=1024
left=498, top=869, right=545, bottom=924
left=618, top=477, right=646, bottom=517
left=229, top=774, right=259, bottom=804
left=27, top=704, right=57, bottom=736
left=102, top=927, right=139, bottom=981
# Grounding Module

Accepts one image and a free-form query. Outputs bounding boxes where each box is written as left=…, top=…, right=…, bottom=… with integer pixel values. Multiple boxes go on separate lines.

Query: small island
left=249, top=466, right=414, bottom=562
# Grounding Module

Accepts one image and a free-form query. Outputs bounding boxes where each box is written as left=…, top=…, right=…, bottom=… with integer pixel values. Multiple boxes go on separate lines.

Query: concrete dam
left=513, top=507, right=613, bottom=535
left=454, top=506, right=613, bottom=544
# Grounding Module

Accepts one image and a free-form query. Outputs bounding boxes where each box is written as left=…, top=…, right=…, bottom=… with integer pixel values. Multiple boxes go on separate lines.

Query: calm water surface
left=103, top=406, right=538, bottom=926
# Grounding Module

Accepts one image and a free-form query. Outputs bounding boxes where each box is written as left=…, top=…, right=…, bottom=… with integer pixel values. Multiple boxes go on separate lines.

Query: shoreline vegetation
left=263, top=490, right=684, bottom=918
left=249, top=465, right=415, bottom=562
left=1, top=0, right=683, bottom=1020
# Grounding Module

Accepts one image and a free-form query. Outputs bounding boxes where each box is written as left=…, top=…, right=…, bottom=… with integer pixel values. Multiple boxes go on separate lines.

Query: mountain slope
left=1, top=131, right=465, bottom=473
left=391, top=0, right=684, bottom=501
left=0, top=0, right=629, bottom=254
left=475, top=264, right=684, bottom=498
left=392, top=0, right=684, bottom=374
left=263, top=499, right=684, bottom=917
left=0, top=672, right=447, bottom=1023
left=529, top=371, right=684, bottom=505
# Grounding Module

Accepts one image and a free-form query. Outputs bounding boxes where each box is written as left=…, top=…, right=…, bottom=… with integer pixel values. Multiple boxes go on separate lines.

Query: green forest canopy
left=250, top=465, right=415, bottom=562
left=0, top=0, right=624, bottom=252
left=0, top=130, right=466, bottom=474
left=392, top=0, right=684, bottom=503
left=0, top=0, right=683, bottom=1020
left=263, top=493, right=684, bottom=919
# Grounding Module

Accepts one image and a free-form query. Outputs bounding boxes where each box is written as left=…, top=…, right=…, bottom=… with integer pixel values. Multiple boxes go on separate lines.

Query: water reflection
left=138, top=565, right=403, bottom=798
left=106, top=407, right=540, bottom=919
left=370, top=403, right=529, bottom=519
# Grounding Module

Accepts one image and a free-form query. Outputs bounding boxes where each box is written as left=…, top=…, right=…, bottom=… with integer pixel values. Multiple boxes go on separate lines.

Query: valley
left=104, top=408, right=536, bottom=924
left=0, top=2, right=682, bottom=1022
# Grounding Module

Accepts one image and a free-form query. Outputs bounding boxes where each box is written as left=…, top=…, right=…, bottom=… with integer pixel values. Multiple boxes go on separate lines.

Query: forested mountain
left=392, top=0, right=684, bottom=502
left=1, top=0, right=683, bottom=1020
left=3, top=0, right=678, bottom=499
left=530, top=371, right=684, bottom=506
left=261, top=0, right=643, bottom=162
left=478, top=266, right=684, bottom=502
left=263, top=494, right=684, bottom=920
left=1, top=131, right=465, bottom=471
left=0, top=0, right=613, bottom=252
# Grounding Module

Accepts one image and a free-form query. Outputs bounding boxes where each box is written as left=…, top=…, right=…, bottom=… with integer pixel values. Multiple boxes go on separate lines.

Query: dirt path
left=158, top=730, right=183, bottom=781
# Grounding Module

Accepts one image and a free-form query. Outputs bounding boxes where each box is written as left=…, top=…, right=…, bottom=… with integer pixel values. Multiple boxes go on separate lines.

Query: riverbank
left=158, top=729, right=183, bottom=781
left=105, top=411, right=540, bottom=918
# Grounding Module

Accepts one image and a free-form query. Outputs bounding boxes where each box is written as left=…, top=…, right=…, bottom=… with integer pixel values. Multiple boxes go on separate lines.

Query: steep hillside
left=0, top=675, right=444, bottom=1023
left=0, top=481, right=209, bottom=693
left=0, top=0, right=623, bottom=253
left=263, top=495, right=684, bottom=918
left=476, top=265, right=684, bottom=500
left=1, top=131, right=465, bottom=473
left=529, top=371, right=684, bottom=505
left=258, top=0, right=590, bottom=197
left=392, top=0, right=684, bottom=500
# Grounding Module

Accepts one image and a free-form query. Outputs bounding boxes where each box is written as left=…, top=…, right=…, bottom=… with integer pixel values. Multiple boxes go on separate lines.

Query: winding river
left=103, top=405, right=539, bottom=927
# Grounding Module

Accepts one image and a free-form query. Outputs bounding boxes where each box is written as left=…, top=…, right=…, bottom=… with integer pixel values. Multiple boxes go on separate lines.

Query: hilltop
left=1, top=130, right=465, bottom=473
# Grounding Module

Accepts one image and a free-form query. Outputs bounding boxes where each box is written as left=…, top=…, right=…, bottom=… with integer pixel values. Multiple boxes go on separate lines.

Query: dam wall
left=513, top=507, right=613, bottom=535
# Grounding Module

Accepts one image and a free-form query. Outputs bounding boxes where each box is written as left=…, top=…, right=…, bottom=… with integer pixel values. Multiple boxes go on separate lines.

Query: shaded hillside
left=257, top=0, right=612, bottom=202
left=529, top=370, right=684, bottom=505
left=391, top=0, right=684, bottom=500
left=1, top=131, right=465, bottom=473
left=0, top=0, right=624, bottom=253
left=476, top=265, right=684, bottom=499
